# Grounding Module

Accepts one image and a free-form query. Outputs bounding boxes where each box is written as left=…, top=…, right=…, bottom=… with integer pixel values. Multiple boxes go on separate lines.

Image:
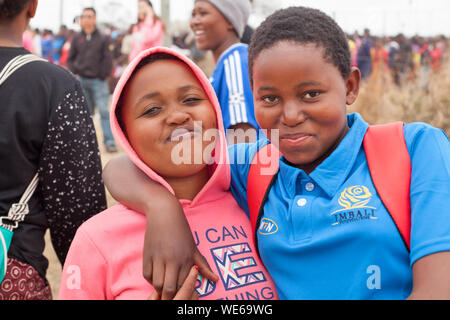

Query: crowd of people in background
left=22, top=17, right=448, bottom=98
left=348, top=29, right=447, bottom=90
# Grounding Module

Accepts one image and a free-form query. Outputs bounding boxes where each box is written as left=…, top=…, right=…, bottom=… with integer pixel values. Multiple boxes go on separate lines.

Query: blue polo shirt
left=229, top=113, right=450, bottom=299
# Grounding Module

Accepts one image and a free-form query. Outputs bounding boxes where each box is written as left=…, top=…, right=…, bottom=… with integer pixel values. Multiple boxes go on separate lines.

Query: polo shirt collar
left=278, top=113, right=369, bottom=198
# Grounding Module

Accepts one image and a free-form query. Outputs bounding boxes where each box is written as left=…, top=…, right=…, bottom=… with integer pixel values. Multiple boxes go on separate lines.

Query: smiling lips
left=167, top=125, right=201, bottom=142
left=193, top=29, right=206, bottom=39
left=280, top=133, right=312, bottom=147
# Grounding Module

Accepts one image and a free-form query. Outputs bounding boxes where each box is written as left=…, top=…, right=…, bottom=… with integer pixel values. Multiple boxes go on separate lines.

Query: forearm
left=102, top=155, right=217, bottom=297
left=407, top=251, right=450, bottom=300
left=103, top=155, right=179, bottom=215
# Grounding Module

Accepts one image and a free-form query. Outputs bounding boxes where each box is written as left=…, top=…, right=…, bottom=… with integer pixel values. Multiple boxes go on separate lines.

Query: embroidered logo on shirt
left=258, top=218, right=279, bottom=235
left=331, top=185, right=378, bottom=226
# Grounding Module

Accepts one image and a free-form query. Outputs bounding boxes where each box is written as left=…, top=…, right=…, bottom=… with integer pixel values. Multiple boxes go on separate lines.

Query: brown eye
left=262, top=95, right=279, bottom=104
left=304, top=91, right=321, bottom=99
left=142, top=106, right=161, bottom=117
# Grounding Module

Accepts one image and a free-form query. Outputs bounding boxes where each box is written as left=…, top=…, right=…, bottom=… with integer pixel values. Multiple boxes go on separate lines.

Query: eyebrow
left=178, top=84, right=204, bottom=94
left=136, top=92, right=160, bottom=106
left=295, top=81, right=322, bottom=89
left=134, top=85, right=204, bottom=107
left=257, top=81, right=323, bottom=94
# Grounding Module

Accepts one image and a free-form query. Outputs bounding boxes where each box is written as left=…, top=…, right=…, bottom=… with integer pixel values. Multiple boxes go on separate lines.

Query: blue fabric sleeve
left=228, top=140, right=269, bottom=218
left=216, top=47, right=258, bottom=130
left=404, top=123, right=450, bottom=266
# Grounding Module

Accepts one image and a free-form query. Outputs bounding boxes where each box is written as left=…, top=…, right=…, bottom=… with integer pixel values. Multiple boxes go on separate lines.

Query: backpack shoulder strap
left=0, top=54, right=45, bottom=87
left=247, top=144, right=281, bottom=238
left=363, top=122, right=412, bottom=251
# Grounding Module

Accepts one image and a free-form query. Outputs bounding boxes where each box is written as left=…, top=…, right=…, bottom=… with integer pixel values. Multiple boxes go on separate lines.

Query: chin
left=160, top=163, right=209, bottom=179
left=195, top=41, right=208, bottom=52
left=282, top=152, right=318, bottom=170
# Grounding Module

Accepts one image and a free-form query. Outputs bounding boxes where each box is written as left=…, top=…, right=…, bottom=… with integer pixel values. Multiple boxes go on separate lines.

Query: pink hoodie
left=58, top=47, right=278, bottom=300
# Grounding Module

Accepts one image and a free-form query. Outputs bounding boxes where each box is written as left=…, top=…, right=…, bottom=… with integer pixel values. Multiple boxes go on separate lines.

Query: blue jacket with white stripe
left=210, top=43, right=260, bottom=132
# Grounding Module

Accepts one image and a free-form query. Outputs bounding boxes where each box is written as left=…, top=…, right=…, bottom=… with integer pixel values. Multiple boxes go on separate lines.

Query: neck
left=165, top=166, right=210, bottom=201
left=212, top=33, right=240, bottom=62
left=0, top=20, right=27, bottom=48
left=83, top=26, right=96, bottom=35
left=299, top=124, right=350, bottom=175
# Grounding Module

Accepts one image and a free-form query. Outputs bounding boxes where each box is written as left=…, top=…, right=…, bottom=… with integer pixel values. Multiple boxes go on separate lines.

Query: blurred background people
left=128, top=0, right=165, bottom=62
left=67, top=7, right=117, bottom=153
left=357, top=28, right=373, bottom=80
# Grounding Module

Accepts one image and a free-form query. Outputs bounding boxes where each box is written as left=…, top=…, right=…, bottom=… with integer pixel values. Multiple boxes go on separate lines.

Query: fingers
left=142, top=257, right=153, bottom=285
left=194, top=251, right=219, bottom=283
left=176, top=264, right=192, bottom=293
left=148, top=290, right=160, bottom=300
left=151, top=260, right=165, bottom=296
left=174, top=266, right=199, bottom=300
left=161, top=264, right=180, bottom=300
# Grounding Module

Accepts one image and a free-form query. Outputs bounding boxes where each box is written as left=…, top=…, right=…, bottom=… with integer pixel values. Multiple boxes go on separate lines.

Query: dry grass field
left=44, top=51, right=449, bottom=299
left=349, top=53, right=450, bottom=136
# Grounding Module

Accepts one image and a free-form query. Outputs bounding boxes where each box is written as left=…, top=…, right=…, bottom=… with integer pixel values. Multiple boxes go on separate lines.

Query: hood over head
left=110, top=47, right=230, bottom=206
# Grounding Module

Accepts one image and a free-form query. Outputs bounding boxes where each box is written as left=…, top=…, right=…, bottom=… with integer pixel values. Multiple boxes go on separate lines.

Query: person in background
left=22, top=25, right=34, bottom=52
left=129, top=0, right=164, bottom=62
left=51, top=25, right=67, bottom=65
left=190, top=0, right=260, bottom=145
left=67, top=7, right=117, bottom=153
left=40, top=29, right=53, bottom=62
left=347, top=34, right=357, bottom=68
left=357, top=28, right=372, bottom=80
left=120, top=24, right=134, bottom=63
left=430, top=38, right=443, bottom=72
left=240, top=0, right=253, bottom=45
left=0, top=0, right=106, bottom=299
left=58, top=29, right=73, bottom=69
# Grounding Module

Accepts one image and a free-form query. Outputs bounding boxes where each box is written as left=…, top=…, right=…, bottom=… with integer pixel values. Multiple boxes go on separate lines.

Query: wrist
left=143, top=196, right=182, bottom=220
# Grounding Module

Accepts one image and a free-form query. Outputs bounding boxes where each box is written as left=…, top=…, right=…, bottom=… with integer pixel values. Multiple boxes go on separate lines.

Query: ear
left=27, top=0, right=39, bottom=19
left=345, top=67, right=361, bottom=105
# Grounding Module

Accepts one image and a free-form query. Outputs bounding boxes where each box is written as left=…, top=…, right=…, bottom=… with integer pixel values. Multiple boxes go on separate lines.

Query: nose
left=280, top=100, right=306, bottom=128
left=166, top=109, right=191, bottom=126
left=190, top=12, right=200, bottom=27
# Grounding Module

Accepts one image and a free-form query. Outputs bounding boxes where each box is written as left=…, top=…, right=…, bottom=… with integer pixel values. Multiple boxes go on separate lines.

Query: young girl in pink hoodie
left=58, top=47, right=277, bottom=300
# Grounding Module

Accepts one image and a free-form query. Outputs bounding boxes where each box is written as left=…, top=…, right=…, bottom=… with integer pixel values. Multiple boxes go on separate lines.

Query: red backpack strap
left=363, top=122, right=412, bottom=251
left=247, top=144, right=281, bottom=238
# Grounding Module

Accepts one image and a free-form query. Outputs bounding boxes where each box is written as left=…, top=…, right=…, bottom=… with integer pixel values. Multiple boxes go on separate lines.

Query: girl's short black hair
left=0, top=0, right=31, bottom=20
left=248, top=6, right=351, bottom=84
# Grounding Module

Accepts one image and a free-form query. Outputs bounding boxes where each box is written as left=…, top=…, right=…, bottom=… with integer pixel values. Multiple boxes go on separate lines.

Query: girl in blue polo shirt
left=103, top=7, right=450, bottom=299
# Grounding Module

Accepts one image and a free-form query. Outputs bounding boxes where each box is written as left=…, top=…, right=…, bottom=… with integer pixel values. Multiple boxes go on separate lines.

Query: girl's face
left=190, top=1, right=233, bottom=51
left=252, top=41, right=360, bottom=174
left=138, top=1, right=154, bottom=21
left=121, top=59, right=217, bottom=178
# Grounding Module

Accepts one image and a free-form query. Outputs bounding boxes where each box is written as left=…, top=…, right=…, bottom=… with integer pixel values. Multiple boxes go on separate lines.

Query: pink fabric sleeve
left=58, top=228, right=109, bottom=300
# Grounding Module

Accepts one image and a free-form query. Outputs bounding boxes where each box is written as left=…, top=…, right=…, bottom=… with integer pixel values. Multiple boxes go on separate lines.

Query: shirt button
left=305, top=182, right=315, bottom=192
left=297, top=198, right=307, bottom=207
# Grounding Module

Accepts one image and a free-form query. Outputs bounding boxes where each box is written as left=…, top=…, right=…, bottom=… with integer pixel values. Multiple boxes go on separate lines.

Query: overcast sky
left=32, top=0, right=450, bottom=37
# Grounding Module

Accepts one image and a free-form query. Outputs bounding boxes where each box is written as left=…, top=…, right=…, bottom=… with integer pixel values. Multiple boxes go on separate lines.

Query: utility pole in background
left=59, top=0, right=64, bottom=27
left=161, top=0, right=171, bottom=46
